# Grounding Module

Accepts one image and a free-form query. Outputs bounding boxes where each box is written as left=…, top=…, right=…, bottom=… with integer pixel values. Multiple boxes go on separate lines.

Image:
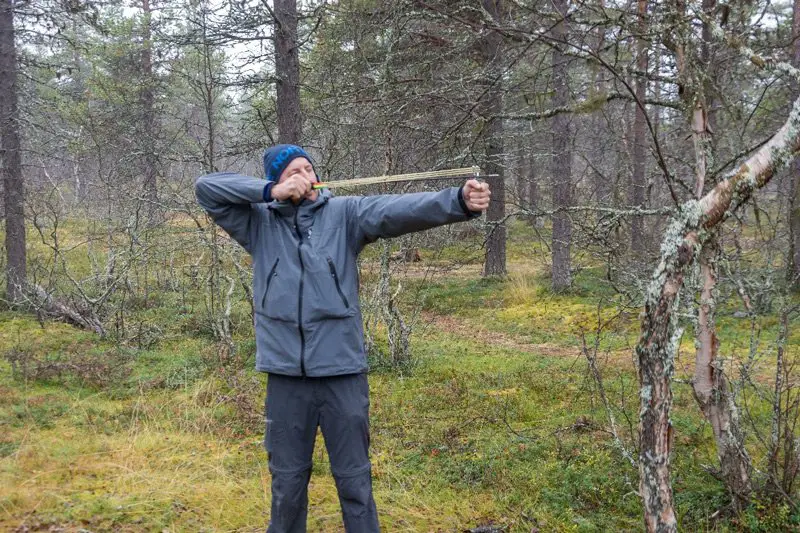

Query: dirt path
left=419, top=311, right=636, bottom=366
left=421, top=311, right=579, bottom=358
left=360, top=258, right=544, bottom=281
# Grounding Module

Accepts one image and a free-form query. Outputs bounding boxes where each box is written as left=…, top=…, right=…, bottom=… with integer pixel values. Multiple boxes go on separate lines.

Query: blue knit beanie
left=262, top=144, right=317, bottom=183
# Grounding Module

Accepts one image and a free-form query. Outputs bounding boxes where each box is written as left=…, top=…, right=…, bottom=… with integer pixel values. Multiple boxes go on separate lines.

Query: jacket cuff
left=263, top=182, right=274, bottom=202
left=457, top=186, right=482, bottom=218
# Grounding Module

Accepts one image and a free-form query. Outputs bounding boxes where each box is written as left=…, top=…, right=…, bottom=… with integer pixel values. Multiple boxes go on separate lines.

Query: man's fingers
left=466, top=184, right=491, bottom=211
left=291, top=181, right=306, bottom=201
left=469, top=181, right=490, bottom=194
left=291, top=177, right=310, bottom=197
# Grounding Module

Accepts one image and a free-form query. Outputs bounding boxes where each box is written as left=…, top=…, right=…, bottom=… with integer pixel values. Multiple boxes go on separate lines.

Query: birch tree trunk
left=637, top=93, right=800, bottom=533
left=683, top=0, right=753, bottom=511
left=692, top=235, right=753, bottom=510
left=0, top=0, right=26, bottom=303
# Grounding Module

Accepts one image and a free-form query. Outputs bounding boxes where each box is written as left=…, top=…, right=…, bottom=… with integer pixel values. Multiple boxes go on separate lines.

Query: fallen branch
left=26, top=283, right=106, bottom=337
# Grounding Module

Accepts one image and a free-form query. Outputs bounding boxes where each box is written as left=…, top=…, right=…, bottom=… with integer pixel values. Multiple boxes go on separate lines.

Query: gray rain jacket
left=195, top=172, right=478, bottom=377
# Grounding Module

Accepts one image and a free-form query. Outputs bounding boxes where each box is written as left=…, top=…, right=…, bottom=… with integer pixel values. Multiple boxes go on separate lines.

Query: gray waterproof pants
left=264, top=373, right=379, bottom=533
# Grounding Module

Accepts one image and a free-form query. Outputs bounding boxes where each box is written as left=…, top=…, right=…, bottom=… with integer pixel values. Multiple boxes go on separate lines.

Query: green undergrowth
left=1, top=214, right=799, bottom=531
left=2, top=304, right=786, bottom=531
left=409, top=264, right=798, bottom=366
left=410, top=269, right=634, bottom=354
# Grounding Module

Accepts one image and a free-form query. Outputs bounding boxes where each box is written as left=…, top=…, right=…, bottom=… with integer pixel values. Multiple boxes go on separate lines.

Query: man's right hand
left=271, top=174, right=313, bottom=203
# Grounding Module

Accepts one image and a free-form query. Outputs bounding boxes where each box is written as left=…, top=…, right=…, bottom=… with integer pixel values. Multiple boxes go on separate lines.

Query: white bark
left=637, top=94, right=800, bottom=533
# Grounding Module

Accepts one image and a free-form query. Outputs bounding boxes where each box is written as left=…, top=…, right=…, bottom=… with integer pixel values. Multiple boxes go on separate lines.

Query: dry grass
left=0, top=313, right=644, bottom=532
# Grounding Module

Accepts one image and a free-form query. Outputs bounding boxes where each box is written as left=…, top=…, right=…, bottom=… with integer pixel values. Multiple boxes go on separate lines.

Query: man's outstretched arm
left=347, top=179, right=490, bottom=251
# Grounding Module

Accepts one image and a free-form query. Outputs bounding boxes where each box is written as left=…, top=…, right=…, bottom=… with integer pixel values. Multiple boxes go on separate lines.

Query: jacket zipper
left=260, top=258, right=279, bottom=310
left=294, top=210, right=306, bottom=376
left=326, top=257, right=350, bottom=308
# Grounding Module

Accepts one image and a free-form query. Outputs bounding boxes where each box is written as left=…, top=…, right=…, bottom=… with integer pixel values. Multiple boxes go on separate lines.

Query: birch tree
left=635, top=68, right=800, bottom=533
left=686, top=0, right=753, bottom=511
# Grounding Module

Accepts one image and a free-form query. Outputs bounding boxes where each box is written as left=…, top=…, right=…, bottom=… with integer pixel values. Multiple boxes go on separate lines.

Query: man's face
left=278, top=157, right=318, bottom=202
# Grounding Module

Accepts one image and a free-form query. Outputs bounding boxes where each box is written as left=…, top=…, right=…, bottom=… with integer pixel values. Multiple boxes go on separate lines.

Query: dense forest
left=3, top=0, right=800, bottom=531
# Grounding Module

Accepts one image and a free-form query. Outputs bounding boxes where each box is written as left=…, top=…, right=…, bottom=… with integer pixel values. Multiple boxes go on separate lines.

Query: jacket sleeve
left=346, top=186, right=481, bottom=251
left=195, top=172, right=270, bottom=253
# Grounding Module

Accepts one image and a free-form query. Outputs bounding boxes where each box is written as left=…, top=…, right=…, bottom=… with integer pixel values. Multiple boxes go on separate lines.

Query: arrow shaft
left=314, top=166, right=484, bottom=189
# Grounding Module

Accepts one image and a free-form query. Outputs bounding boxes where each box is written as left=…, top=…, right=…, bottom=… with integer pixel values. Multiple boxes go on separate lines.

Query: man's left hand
left=463, top=179, right=491, bottom=212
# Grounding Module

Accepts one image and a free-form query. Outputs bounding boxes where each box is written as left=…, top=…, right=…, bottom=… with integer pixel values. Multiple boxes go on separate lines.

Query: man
left=195, top=144, right=490, bottom=532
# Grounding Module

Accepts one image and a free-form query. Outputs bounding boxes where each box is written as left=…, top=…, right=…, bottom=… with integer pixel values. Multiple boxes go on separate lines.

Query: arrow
left=313, top=166, right=493, bottom=189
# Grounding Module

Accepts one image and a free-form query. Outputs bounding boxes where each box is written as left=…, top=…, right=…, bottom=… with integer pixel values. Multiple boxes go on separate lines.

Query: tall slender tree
left=630, top=0, right=648, bottom=251
left=790, top=0, right=800, bottom=289
left=481, top=0, right=506, bottom=277
left=274, top=0, right=302, bottom=144
left=0, top=0, right=26, bottom=302
left=688, top=0, right=752, bottom=510
left=141, top=0, right=158, bottom=222
left=551, top=0, right=572, bottom=291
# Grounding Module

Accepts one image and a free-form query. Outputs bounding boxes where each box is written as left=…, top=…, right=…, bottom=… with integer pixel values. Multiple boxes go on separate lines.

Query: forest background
left=3, top=0, right=800, bottom=531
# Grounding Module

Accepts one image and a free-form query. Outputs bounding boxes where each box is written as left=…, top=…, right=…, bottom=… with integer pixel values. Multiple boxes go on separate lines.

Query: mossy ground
left=1, top=218, right=798, bottom=531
